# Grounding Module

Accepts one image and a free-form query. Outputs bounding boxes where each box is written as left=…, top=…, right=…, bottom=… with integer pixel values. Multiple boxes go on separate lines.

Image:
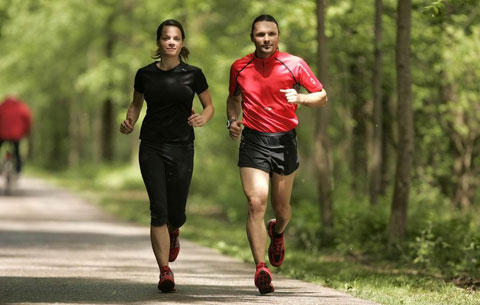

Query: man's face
left=251, top=21, right=279, bottom=58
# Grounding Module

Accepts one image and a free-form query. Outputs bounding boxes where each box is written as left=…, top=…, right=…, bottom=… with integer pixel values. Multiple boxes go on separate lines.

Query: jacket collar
left=253, top=49, right=279, bottom=63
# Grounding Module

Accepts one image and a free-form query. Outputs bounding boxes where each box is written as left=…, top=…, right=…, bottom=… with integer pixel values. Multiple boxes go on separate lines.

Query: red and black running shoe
left=158, top=266, right=175, bottom=292
left=169, top=229, right=180, bottom=262
left=254, top=262, right=274, bottom=294
left=267, top=219, right=285, bottom=267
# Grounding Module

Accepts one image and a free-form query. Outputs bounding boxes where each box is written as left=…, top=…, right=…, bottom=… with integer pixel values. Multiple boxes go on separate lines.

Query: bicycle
left=1, top=142, right=16, bottom=196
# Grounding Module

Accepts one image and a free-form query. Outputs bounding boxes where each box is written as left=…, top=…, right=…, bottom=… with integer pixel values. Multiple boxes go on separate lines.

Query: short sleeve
left=296, top=59, right=323, bottom=93
left=194, top=69, right=209, bottom=94
left=134, top=69, right=144, bottom=93
left=228, top=64, right=240, bottom=96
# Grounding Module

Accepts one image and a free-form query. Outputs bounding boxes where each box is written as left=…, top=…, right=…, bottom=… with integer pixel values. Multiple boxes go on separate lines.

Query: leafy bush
left=333, top=196, right=389, bottom=257
left=409, top=217, right=480, bottom=277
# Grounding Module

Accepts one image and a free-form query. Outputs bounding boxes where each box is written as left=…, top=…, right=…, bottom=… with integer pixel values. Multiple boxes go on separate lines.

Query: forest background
left=0, top=0, right=479, bottom=304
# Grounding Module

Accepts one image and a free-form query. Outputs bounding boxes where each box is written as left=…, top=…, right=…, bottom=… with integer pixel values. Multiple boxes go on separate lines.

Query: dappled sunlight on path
left=0, top=176, right=378, bottom=305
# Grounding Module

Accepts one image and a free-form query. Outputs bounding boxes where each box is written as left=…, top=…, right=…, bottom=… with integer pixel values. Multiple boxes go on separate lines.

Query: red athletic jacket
left=0, top=96, right=32, bottom=140
left=229, top=50, right=323, bottom=133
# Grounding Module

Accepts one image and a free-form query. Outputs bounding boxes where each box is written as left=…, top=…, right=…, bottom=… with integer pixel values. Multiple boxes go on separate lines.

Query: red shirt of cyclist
left=0, top=95, right=33, bottom=141
left=229, top=49, right=323, bottom=133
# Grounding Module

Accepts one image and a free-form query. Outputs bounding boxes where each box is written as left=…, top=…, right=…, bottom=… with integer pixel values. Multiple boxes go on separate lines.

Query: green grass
left=182, top=209, right=479, bottom=305
left=28, top=166, right=480, bottom=305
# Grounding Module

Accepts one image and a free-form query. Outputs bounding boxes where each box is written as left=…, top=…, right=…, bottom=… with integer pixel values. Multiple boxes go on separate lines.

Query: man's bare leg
left=240, top=167, right=270, bottom=264
left=270, top=172, right=296, bottom=234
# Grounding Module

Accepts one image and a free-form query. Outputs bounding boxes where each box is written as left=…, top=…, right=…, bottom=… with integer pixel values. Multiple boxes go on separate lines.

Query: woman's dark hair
left=152, top=19, right=190, bottom=61
left=250, top=14, right=280, bottom=37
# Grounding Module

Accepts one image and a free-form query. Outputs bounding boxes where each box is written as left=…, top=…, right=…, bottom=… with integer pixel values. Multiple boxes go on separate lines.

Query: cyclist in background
left=0, top=94, right=33, bottom=174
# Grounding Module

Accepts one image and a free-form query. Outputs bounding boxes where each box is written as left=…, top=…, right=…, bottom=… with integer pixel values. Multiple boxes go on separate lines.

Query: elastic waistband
left=141, top=140, right=194, bottom=149
left=242, top=127, right=296, bottom=138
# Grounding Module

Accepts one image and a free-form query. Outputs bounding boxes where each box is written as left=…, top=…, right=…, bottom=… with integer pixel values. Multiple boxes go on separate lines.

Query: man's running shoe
left=254, top=262, right=274, bottom=294
left=267, top=219, right=285, bottom=267
left=169, top=229, right=180, bottom=262
left=158, top=266, right=175, bottom=292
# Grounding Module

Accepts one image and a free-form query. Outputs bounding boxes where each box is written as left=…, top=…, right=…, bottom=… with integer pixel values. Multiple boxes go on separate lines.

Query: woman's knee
left=168, top=213, right=186, bottom=229
left=151, top=207, right=186, bottom=228
left=151, top=214, right=168, bottom=227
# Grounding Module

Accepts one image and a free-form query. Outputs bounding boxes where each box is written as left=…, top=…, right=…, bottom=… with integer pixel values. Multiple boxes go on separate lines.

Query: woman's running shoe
left=158, top=266, right=175, bottom=292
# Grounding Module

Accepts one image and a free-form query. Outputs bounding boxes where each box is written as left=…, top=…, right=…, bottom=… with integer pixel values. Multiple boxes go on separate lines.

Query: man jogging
left=226, top=14, right=328, bottom=294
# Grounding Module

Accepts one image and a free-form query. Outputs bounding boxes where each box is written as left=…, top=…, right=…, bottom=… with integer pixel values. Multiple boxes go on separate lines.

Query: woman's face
left=251, top=21, right=279, bottom=58
left=157, top=26, right=184, bottom=58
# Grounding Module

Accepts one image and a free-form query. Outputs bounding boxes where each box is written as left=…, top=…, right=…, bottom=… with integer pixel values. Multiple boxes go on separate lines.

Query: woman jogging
left=120, top=19, right=214, bottom=293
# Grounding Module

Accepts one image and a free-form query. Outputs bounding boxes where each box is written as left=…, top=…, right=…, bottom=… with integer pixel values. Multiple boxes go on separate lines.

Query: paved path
left=0, top=176, right=378, bottom=305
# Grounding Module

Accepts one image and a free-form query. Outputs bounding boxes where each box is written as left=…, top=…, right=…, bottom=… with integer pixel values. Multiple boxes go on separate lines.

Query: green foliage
left=333, top=196, right=390, bottom=257
left=189, top=140, right=247, bottom=222
left=3, top=1, right=480, bottom=298
left=441, top=24, right=480, bottom=135
left=285, top=164, right=480, bottom=279
left=410, top=217, right=480, bottom=277
left=424, top=1, right=446, bottom=17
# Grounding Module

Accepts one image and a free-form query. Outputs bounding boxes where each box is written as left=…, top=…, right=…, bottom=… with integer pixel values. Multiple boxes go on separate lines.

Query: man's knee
left=272, top=201, right=291, bottom=218
left=276, top=213, right=291, bottom=224
left=247, top=196, right=267, bottom=216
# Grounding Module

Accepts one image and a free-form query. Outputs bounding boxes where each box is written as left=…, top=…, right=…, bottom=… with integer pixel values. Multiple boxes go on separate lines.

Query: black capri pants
left=139, top=140, right=194, bottom=227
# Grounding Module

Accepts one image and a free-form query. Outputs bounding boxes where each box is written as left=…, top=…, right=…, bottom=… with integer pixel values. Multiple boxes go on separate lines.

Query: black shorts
left=238, top=127, right=299, bottom=176
left=139, top=140, right=194, bottom=227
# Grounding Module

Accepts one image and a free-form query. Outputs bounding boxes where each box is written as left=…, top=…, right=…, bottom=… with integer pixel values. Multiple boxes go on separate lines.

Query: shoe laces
left=160, top=266, right=172, bottom=276
left=170, top=236, right=177, bottom=248
left=170, top=230, right=179, bottom=247
left=272, top=235, right=284, bottom=252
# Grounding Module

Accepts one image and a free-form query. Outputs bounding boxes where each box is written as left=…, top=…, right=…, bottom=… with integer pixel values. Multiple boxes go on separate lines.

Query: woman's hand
left=120, top=119, right=134, bottom=134
left=188, top=110, right=207, bottom=127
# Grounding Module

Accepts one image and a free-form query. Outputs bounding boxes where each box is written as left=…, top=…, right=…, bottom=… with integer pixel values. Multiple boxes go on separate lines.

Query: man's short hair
left=250, top=14, right=280, bottom=36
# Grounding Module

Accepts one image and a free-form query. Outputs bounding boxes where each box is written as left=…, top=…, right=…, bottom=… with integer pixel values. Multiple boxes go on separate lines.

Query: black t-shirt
left=134, top=61, right=209, bottom=143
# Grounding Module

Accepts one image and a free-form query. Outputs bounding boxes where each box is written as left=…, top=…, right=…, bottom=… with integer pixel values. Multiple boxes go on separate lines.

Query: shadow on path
left=0, top=177, right=379, bottom=305
left=1, top=276, right=355, bottom=304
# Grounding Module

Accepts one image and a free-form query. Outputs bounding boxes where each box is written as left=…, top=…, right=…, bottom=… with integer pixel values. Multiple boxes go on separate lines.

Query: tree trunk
left=48, top=99, right=69, bottom=169
left=101, top=15, right=115, bottom=162
left=369, top=0, right=384, bottom=205
left=68, top=98, right=80, bottom=167
left=389, top=0, right=413, bottom=244
left=315, top=0, right=333, bottom=245
left=101, top=98, right=114, bottom=162
left=350, top=56, right=367, bottom=193
left=452, top=142, right=474, bottom=208
left=381, top=93, right=393, bottom=194
left=438, top=71, right=477, bottom=209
